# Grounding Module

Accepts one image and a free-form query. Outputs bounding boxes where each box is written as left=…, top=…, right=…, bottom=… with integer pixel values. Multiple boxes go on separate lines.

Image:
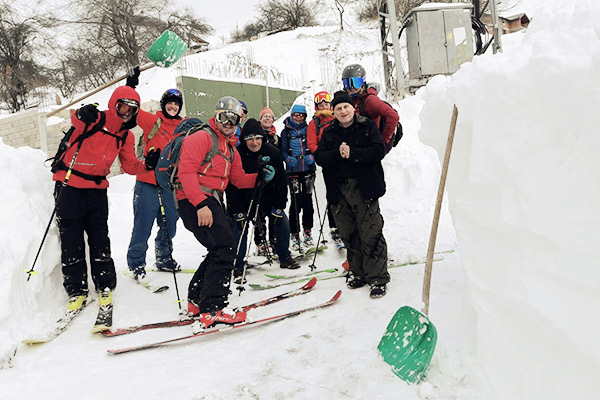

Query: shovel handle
left=422, top=105, right=458, bottom=316
left=46, top=63, right=154, bottom=118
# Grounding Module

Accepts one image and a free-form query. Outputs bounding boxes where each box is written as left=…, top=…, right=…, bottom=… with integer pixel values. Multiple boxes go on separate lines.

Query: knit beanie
left=241, top=118, right=265, bottom=141
left=259, top=107, right=275, bottom=121
left=330, top=91, right=354, bottom=110
left=290, top=104, right=307, bottom=115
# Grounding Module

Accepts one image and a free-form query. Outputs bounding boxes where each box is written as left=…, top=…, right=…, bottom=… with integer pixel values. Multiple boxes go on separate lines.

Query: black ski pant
left=287, top=172, right=315, bottom=235
left=332, top=179, right=390, bottom=286
left=178, top=196, right=235, bottom=313
left=54, top=183, right=116, bottom=297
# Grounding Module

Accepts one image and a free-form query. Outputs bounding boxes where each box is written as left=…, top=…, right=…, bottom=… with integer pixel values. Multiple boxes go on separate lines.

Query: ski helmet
left=341, top=64, right=366, bottom=80
left=215, top=96, right=244, bottom=117
left=160, top=88, right=183, bottom=118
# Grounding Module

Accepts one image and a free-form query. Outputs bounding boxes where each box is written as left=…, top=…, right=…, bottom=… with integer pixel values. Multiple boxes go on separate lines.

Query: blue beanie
left=291, top=104, right=307, bottom=115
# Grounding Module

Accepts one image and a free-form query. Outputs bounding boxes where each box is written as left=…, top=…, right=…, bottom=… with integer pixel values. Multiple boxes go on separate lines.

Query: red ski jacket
left=136, top=110, right=183, bottom=185
left=177, top=117, right=257, bottom=207
left=353, top=87, right=399, bottom=144
left=306, top=110, right=334, bottom=154
left=52, top=86, right=146, bottom=189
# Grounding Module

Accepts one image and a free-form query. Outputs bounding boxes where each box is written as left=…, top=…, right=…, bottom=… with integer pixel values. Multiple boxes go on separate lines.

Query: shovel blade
left=147, top=30, right=188, bottom=68
left=378, top=306, right=437, bottom=383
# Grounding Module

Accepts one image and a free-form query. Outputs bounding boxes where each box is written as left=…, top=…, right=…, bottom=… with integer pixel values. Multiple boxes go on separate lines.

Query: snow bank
left=418, top=1, right=600, bottom=398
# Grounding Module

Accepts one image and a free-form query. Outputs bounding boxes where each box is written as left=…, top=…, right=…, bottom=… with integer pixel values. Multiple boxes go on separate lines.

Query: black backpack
left=357, top=93, right=403, bottom=147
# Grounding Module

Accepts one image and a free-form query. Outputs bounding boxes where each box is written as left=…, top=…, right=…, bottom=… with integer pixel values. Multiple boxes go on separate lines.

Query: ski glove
left=285, top=156, right=297, bottom=168
left=77, top=104, right=100, bottom=124
left=144, top=147, right=161, bottom=171
left=304, top=154, right=315, bottom=165
left=257, top=155, right=271, bottom=169
left=126, top=66, right=140, bottom=89
left=271, top=208, right=284, bottom=218
left=260, top=165, right=276, bottom=183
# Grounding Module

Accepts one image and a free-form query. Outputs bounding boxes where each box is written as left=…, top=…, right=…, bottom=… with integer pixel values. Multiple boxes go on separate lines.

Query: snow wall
left=418, top=1, right=600, bottom=398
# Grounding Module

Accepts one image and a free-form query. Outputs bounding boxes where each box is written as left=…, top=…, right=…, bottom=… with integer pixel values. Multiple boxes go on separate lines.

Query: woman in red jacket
left=176, top=96, right=275, bottom=327
left=53, top=85, right=147, bottom=312
left=126, top=88, right=184, bottom=279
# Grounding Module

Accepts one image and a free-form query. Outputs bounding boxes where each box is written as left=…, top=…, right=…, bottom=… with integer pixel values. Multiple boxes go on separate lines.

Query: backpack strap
left=136, top=117, right=162, bottom=159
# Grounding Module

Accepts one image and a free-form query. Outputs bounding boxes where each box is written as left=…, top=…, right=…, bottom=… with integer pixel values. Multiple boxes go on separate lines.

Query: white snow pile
left=418, top=1, right=600, bottom=398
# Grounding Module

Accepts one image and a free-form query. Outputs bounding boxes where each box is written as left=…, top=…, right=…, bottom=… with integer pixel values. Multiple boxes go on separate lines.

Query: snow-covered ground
left=1, top=0, right=599, bottom=398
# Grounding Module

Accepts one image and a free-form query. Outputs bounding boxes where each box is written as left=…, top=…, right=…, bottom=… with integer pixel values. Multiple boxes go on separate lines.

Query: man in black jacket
left=227, top=119, right=301, bottom=281
left=314, top=91, right=389, bottom=298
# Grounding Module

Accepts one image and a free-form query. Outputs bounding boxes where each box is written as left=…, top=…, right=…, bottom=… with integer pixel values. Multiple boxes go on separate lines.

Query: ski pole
left=308, top=173, right=327, bottom=271
left=157, top=186, right=182, bottom=309
left=26, top=126, right=89, bottom=281
left=234, top=180, right=265, bottom=295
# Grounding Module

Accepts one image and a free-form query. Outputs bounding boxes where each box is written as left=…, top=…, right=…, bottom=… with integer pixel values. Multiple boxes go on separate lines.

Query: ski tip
left=303, top=277, right=318, bottom=290
left=153, top=286, right=170, bottom=293
left=331, top=290, right=342, bottom=302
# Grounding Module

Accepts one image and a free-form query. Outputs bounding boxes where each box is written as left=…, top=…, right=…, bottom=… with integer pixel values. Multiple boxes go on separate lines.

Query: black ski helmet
left=341, top=64, right=367, bottom=80
left=160, top=88, right=183, bottom=118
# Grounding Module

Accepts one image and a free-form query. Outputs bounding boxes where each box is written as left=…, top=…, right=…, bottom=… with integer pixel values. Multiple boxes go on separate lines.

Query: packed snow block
left=417, top=3, right=600, bottom=398
left=0, top=332, right=17, bottom=369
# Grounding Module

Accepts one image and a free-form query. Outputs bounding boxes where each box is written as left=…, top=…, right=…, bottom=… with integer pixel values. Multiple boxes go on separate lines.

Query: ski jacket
left=226, top=140, right=288, bottom=215
left=306, top=110, right=334, bottom=154
left=177, top=117, right=257, bottom=208
left=315, top=115, right=386, bottom=204
left=136, top=109, right=183, bottom=185
left=280, top=116, right=315, bottom=174
left=52, top=86, right=146, bottom=189
left=353, top=87, right=399, bottom=145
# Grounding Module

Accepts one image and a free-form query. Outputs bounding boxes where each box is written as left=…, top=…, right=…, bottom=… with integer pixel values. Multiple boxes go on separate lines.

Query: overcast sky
left=175, top=0, right=261, bottom=40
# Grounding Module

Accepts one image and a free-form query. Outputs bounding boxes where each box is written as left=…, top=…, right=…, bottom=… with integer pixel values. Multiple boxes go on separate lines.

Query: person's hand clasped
left=339, top=142, right=350, bottom=159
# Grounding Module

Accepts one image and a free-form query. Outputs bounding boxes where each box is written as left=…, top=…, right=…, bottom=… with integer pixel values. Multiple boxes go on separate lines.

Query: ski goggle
left=342, top=76, right=365, bottom=90
left=215, top=110, right=241, bottom=126
left=165, top=88, right=182, bottom=98
left=314, top=91, right=331, bottom=104
left=116, top=99, right=139, bottom=116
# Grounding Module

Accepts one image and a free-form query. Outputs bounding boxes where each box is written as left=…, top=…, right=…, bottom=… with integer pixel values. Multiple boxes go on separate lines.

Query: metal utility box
left=405, top=3, right=474, bottom=91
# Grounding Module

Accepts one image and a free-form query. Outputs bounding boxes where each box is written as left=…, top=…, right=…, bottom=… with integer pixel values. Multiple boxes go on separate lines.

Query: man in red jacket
left=341, top=64, right=400, bottom=154
left=52, top=85, right=147, bottom=312
left=125, top=86, right=184, bottom=279
left=176, top=96, right=275, bottom=327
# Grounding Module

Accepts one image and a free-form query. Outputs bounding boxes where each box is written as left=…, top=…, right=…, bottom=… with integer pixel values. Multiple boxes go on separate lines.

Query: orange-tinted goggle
left=116, top=99, right=139, bottom=116
left=314, top=91, right=331, bottom=104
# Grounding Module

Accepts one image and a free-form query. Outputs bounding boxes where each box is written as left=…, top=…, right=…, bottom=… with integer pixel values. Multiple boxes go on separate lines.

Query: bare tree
left=258, top=0, right=319, bottom=31
left=335, top=0, right=351, bottom=31
left=0, top=3, right=55, bottom=111
left=357, top=0, right=463, bottom=22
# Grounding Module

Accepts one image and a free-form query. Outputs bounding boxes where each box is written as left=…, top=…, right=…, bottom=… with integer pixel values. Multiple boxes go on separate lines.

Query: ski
left=247, top=245, right=328, bottom=268
left=146, top=267, right=197, bottom=274
left=265, top=268, right=338, bottom=280
left=107, top=290, right=341, bottom=355
left=101, top=278, right=318, bottom=337
left=91, top=290, right=113, bottom=333
left=22, top=299, right=93, bottom=345
left=122, top=270, right=169, bottom=293
left=249, top=259, right=443, bottom=290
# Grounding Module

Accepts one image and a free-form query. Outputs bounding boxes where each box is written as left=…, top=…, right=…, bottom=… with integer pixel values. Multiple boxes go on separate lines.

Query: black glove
left=126, top=66, right=140, bottom=89
left=145, top=147, right=161, bottom=171
left=76, top=104, right=99, bottom=124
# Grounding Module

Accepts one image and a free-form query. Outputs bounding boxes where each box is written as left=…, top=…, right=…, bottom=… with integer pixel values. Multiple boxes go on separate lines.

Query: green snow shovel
left=378, top=105, right=458, bottom=383
left=46, top=30, right=187, bottom=118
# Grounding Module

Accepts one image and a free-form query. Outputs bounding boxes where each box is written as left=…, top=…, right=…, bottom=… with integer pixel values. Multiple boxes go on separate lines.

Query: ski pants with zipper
left=178, top=196, right=235, bottom=313
left=54, top=183, right=117, bottom=297
left=332, top=178, right=390, bottom=286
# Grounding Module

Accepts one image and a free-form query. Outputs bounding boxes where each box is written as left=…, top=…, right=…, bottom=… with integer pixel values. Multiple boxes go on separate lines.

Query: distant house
left=482, top=12, right=530, bottom=34
left=187, top=35, right=210, bottom=54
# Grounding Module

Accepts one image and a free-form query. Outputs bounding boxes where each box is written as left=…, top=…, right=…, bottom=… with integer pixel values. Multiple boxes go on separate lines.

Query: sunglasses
left=216, top=110, right=241, bottom=126
left=292, top=112, right=306, bottom=118
left=314, top=92, right=331, bottom=104
left=116, top=99, right=139, bottom=116
left=342, top=76, right=365, bottom=90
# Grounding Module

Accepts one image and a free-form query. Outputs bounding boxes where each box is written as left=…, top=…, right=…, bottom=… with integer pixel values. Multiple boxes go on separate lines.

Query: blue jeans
left=127, top=181, right=178, bottom=270
left=233, top=211, right=291, bottom=271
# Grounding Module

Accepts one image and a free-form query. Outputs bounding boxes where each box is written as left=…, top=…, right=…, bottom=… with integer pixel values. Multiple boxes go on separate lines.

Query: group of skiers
left=51, top=63, right=400, bottom=327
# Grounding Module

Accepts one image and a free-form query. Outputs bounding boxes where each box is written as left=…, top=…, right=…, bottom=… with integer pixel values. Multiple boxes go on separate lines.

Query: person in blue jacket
left=279, top=104, right=316, bottom=252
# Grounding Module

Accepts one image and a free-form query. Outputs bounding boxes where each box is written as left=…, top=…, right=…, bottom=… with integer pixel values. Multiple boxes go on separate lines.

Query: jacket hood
left=108, top=86, right=141, bottom=117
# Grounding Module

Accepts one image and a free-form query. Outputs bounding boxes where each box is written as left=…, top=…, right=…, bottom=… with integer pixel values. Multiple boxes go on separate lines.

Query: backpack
left=357, top=93, right=403, bottom=147
left=155, top=118, right=235, bottom=193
